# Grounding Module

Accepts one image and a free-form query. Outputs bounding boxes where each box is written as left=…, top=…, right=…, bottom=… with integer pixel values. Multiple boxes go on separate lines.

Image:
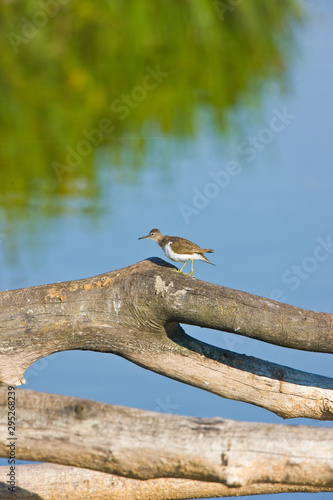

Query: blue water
left=1, top=2, right=332, bottom=498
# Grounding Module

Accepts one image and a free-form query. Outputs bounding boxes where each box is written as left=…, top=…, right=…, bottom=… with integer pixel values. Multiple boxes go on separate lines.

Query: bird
left=139, top=228, right=214, bottom=276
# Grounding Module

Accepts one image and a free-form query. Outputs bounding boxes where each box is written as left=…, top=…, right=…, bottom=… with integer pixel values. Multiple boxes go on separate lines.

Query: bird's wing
left=170, top=237, right=206, bottom=254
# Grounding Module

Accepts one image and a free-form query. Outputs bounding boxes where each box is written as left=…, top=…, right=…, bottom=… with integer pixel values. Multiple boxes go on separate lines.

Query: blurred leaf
left=0, top=0, right=303, bottom=215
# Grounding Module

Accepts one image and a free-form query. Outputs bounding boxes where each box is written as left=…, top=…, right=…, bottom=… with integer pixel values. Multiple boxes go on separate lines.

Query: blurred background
left=0, top=1, right=332, bottom=498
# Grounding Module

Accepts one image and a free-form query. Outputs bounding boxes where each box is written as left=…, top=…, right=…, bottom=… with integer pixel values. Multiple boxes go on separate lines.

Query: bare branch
left=0, top=389, right=332, bottom=488
left=0, top=464, right=331, bottom=500
left=0, top=259, right=332, bottom=419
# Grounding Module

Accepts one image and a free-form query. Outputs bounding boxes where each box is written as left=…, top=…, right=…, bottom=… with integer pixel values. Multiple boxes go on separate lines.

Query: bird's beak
left=138, top=234, right=149, bottom=240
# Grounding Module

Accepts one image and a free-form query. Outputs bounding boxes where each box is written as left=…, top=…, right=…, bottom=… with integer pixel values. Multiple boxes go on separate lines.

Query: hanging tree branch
left=0, top=258, right=332, bottom=420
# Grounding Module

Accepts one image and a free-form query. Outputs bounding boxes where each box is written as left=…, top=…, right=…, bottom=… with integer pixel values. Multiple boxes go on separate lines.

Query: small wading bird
left=139, top=228, right=214, bottom=276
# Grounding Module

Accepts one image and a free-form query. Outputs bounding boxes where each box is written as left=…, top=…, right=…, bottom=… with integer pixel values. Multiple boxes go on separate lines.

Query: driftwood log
left=0, top=258, right=332, bottom=498
left=0, top=258, right=332, bottom=420
left=0, top=464, right=331, bottom=500
left=0, top=389, right=332, bottom=496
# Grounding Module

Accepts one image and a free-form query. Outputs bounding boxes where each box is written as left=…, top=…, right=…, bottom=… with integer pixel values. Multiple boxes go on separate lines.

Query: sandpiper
left=139, top=228, right=214, bottom=276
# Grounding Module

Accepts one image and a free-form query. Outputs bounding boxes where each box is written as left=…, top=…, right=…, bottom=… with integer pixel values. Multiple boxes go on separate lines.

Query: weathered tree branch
left=0, top=464, right=332, bottom=500
left=0, top=258, right=332, bottom=419
left=0, top=389, right=332, bottom=490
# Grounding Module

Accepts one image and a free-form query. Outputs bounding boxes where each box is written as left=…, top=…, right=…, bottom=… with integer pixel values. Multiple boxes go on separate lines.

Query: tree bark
left=0, top=389, right=332, bottom=489
left=0, top=258, right=332, bottom=420
left=0, top=464, right=331, bottom=500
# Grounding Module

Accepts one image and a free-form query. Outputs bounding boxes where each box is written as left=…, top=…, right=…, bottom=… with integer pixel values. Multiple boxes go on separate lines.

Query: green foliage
left=0, top=0, right=303, bottom=211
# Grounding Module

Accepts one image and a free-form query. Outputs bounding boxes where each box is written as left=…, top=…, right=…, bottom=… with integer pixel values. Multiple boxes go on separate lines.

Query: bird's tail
left=201, top=252, right=215, bottom=266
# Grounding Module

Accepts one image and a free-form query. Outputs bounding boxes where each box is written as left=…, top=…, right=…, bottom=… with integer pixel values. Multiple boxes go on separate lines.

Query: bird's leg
left=187, top=259, right=194, bottom=276
left=178, top=261, right=187, bottom=274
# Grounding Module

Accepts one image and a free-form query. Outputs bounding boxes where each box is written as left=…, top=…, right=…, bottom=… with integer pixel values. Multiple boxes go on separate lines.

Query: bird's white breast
left=163, top=242, right=203, bottom=262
